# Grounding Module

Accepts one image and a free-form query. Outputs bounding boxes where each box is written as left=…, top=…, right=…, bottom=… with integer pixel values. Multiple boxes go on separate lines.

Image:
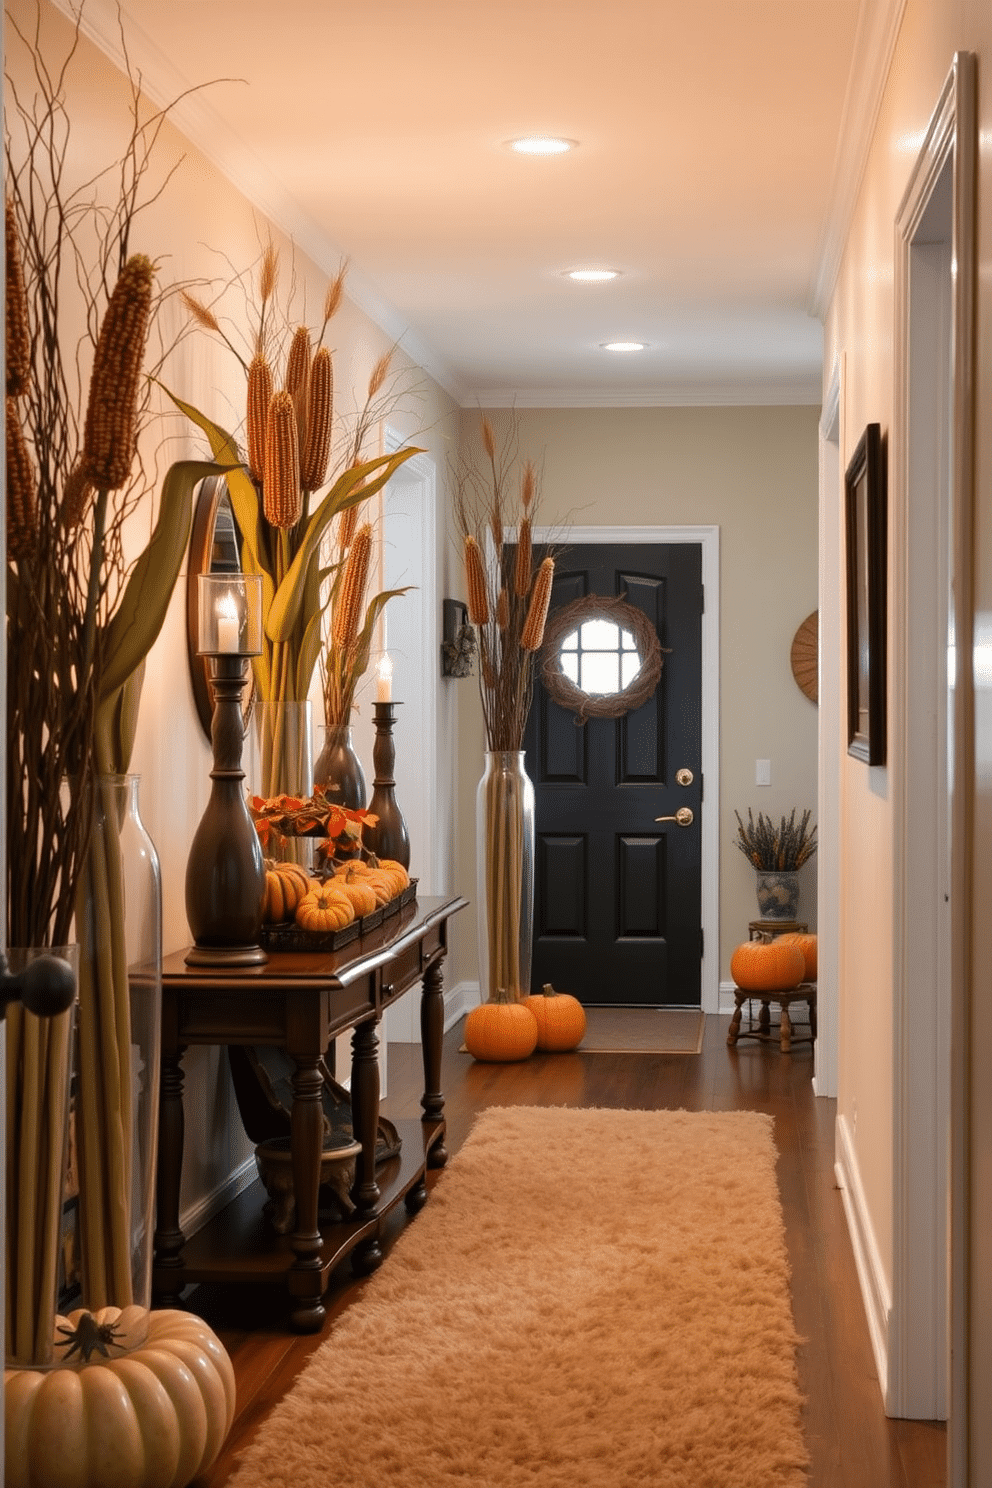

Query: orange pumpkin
left=334, top=867, right=379, bottom=917
left=295, top=884, right=356, bottom=934
left=372, top=857, right=410, bottom=890
left=730, top=935, right=805, bottom=992
left=464, top=991, right=538, bottom=1062
left=775, top=931, right=817, bottom=981
left=263, top=860, right=313, bottom=923
left=521, top=983, right=587, bottom=1052
left=336, top=859, right=405, bottom=901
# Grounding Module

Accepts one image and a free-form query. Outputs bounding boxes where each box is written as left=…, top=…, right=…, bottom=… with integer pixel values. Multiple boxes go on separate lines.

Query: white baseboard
left=835, top=1111, right=891, bottom=1399
left=442, top=979, right=479, bottom=1033
left=181, top=1153, right=257, bottom=1238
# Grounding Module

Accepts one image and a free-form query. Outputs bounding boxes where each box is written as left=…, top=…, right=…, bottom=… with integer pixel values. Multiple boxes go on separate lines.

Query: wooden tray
left=260, top=879, right=417, bottom=952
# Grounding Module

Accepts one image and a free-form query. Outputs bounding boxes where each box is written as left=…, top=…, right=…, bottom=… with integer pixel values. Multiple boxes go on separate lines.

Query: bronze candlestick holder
left=185, top=575, right=267, bottom=966
left=363, top=701, right=410, bottom=868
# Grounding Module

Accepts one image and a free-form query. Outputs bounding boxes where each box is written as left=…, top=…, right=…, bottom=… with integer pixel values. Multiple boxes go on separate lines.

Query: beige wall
left=452, top=405, right=820, bottom=998
left=823, top=0, right=992, bottom=1471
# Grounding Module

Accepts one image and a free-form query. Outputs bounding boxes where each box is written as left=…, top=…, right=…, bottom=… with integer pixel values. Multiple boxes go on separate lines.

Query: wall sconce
left=441, top=598, right=477, bottom=678
left=185, top=573, right=268, bottom=966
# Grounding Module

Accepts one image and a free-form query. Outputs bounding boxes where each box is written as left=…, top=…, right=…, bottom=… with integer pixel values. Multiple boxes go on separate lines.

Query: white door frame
left=376, top=431, right=440, bottom=1044
left=816, top=360, right=843, bottom=1100
left=531, top=524, right=721, bottom=1013
left=890, top=52, right=974, bottom=1439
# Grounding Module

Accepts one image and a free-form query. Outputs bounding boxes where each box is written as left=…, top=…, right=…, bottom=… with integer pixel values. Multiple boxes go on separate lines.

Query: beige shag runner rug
left=228, top=1105, right=808, bottom=1488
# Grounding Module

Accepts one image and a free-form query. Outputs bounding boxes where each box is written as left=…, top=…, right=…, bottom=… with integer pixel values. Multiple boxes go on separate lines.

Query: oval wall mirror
left=186, top=475, right=255, bottom=739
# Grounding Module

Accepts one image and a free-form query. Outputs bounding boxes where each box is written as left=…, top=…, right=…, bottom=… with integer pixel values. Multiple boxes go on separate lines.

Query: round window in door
left=539, top=593, right=664, bottom=721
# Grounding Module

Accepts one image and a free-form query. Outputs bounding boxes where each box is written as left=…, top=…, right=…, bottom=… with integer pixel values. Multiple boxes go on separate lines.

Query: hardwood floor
left=186, top=1013, right=947, bottom=1487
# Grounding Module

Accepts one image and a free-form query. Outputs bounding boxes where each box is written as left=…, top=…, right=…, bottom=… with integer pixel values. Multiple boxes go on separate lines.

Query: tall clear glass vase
left=252, top=700, right=314, bottom=867
left=74, top=774, right=161, bottom=1340
left=476, top=751, right=535, bottom=1003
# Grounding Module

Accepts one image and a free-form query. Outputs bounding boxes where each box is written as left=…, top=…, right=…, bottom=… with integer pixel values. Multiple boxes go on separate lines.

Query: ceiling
left=64, top=0, right=886, bottom=408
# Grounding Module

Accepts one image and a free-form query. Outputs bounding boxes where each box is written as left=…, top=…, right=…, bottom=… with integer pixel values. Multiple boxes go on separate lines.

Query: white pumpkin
left=4, top=1305, right=236, bottom=1488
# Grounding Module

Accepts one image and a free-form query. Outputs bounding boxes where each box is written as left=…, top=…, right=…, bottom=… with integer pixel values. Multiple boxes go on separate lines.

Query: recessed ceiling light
left=509, top=136, right=575, bottom=156
left=566, top=268, right=620, bottom=282
left=602, top=341, right=646, bottom=352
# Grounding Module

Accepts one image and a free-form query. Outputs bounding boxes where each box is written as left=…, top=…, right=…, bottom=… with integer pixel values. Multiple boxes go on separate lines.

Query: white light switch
left=755, top=759, right=771, bottom=786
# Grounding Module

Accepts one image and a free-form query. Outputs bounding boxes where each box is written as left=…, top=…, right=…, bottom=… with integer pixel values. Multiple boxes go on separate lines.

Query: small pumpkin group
left=730, top=932, right=808, bottom=992
left=464, top=984, right=586, bottom=1062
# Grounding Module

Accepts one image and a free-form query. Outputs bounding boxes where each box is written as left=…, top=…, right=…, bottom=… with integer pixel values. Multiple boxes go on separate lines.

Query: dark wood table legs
left=152, top=896, right=466, bottom=1332
left=349, top=1019, right=383, bottom=1276
left=420, top=958, right=447, bottom=1167
left=287, top=1053, right=326, bottom=1331
left=153, top=1045, right=187, bottom=1308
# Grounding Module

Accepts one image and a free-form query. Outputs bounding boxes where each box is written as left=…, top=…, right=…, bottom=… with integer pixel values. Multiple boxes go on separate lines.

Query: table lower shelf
left=153, top=1116, right=444, bottom=1310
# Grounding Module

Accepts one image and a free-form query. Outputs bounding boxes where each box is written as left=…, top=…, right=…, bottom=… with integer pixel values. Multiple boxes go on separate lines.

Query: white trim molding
left=816, top=357, right=844, bottom=1100
left=835, top=1113, right=892, bottom=1400
left=889, top=51, right=975, bottom=1430
left=811, top=0, right=909, bottom=316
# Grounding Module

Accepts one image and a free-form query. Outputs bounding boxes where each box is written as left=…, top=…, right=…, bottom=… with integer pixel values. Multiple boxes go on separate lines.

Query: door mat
left=460, top=1006, right=705, bottom=1055
left=579, top=1005, right=705, bottom=1053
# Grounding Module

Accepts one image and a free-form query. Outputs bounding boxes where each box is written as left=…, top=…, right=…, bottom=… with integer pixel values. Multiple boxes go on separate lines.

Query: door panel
left=524, top=543, right=702, bottom=1006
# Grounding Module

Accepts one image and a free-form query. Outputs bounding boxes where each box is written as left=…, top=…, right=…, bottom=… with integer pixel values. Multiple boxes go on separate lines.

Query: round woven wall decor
left=538, top=594, right=665, bottom=722
left=790, top=611, right=818, bottom=704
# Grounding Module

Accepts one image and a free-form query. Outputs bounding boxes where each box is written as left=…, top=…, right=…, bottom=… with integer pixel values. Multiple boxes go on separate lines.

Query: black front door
left=524, top=543, right=703, bottom=1006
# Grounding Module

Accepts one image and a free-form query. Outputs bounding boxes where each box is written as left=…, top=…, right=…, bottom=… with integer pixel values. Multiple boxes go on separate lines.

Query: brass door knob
left=676, top=768, right=694, bottom=787
left=655, top=806, right=694, bottom=827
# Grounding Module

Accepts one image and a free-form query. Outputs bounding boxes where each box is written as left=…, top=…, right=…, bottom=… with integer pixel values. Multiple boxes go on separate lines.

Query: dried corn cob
left=6, top=399, right=36, bottom=556
left=337, top=492, right=361, bottom=552
left=496, top=586, right=509, bottom=630
left=332, top=522, right=372, bottom=649
left=262, top=390, right=301, bottom=528
left=521, top=556, right=554, bottom=651
left=80, top=253, right=154, bottom=490
left=5, top=198, right=31, bottom=399
left=285, top=325, right=310, bottom=397
left=481, top=416, right=496, bottom=461
left=514, top=515, right=532, bottom=596
left=464, top=534, right=489, bottom=625
left=247, top=353, right=273, bottom=483
left=62, top=463, right=96, bottom=530
left=301, top=346, right=333, bottom=491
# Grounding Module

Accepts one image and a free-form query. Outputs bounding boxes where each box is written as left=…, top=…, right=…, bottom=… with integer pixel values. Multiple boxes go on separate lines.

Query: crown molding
left=471, top=379, right=823, bottom=409
left=810, top=0, right=908, bottom=317
left=47, top=0, right=467, bottom=405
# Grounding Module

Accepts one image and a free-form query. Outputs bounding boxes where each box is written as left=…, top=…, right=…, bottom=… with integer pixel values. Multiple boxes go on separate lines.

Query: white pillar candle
left=376, top=652, right=393, bottom=702
left=216, top=594, right=240, bottom=653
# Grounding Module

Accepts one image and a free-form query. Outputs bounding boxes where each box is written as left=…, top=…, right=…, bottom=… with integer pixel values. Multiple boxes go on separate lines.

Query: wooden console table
left=153, top=893, right=467, bottom=1332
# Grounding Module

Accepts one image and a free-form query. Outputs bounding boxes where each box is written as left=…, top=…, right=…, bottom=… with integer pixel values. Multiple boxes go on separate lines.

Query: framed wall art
left=845, top=422, right=887, bottom=764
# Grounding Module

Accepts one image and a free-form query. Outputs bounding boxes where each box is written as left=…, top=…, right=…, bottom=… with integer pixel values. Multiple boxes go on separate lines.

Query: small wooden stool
left=727, top=983, right=817, bottom=1052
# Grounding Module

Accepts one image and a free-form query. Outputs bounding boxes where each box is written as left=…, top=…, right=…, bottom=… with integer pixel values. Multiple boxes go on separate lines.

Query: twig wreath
left=538, top=593, right=665, bottom=722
